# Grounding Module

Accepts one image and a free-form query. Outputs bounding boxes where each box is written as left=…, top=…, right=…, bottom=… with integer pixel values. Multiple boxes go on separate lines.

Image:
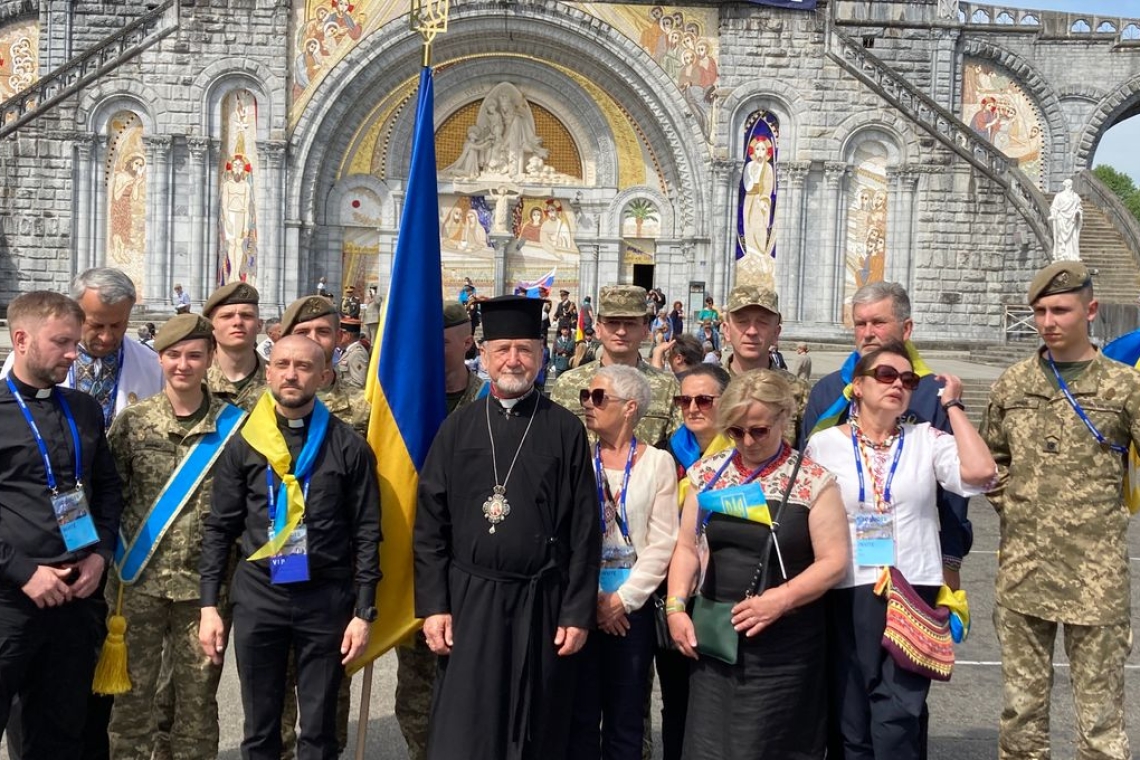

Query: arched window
left=1096, top=21, right=1117, bottom=33
left=1020, top=14, right=1040, bottom=26
left=995, top=12, right=1014, bottom=25
left=971, top=9, right=990, bottom=23
left=1123, top=23, right=1140, bottom=40
left=1071, top=19, right=1092, bottom=33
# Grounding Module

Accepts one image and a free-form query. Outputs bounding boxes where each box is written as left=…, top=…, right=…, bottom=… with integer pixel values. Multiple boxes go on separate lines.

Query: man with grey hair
left=2, top=268, right=163, bottom=429
left=801, top=280, right=972, bottom=759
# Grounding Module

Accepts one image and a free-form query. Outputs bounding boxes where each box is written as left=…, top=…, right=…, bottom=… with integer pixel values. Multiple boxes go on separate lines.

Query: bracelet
left=942, top=399, right=966, bottom=412
left=664, top=595, right=687, bottom=614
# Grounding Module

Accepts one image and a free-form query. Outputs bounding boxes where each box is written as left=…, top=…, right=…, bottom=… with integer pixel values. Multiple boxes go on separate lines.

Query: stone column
left=709, top=159, right=737, bottom=304
left=73, top=134, right=95, bottom=274
left=891, top=167, right=920, bottom=288
left=186, top=138, right=210, bottom=309
left=931, top=27, right=962, bottom=111
left=203, top=139, right=222, bottom=298
left=597, top=238, right=621, bottom=290
left=144, top=135, right=173, bottom=307
left=92, top=135, right=108, bottom=267
left=259, top=140, right=287, bottom=312
left=819, top=162, right=849, bottom=325
left=579, top=242, right=599, bottom=302
left=779, top=161, right=811, bottom=322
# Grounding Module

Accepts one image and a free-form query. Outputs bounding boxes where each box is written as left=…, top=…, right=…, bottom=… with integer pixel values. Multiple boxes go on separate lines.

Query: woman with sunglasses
left=803, top=341, right=995, bottom=760
left=568, top=365, right=680, bottom=760
left=666, top=370, right=849, bottom=759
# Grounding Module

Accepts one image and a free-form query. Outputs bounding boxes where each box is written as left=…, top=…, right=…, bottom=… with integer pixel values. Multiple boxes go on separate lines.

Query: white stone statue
left=443, top=82, right=560, bottom=183
left=1049, top=178, right=1083, bottom=261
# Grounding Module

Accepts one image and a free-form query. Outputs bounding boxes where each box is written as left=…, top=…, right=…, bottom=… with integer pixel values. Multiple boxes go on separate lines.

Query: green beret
left=281, top=296, right=338, bottom=334
left=1027, top=261, right=1092, bottom=304
left=725, top=284, right=780, bottom=318
left=444, top=303, right=470, bottom=329
left=598, top=285, right=648, bottom=318
left=153, top=314, right=214, bottom=353
left=203, top=281, right=259, bottom=318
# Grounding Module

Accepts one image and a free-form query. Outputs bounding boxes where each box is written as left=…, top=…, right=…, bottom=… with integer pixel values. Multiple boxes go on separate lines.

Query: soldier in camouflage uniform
left=720, top=284, right=809, bottom=449
left=273, top=295, right=373, bottom=756
left=204, top=281, right=266, bottom=411
left=395, top=303, right=488, bottom=760
left=550, top=285, right=679, bottom=448
left=105, top=315, right=245, bottom=760
left=981, top=260, right=1140, bottom=760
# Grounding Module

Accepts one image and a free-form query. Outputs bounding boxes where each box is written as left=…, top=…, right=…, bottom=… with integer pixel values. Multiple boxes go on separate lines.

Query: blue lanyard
left=7, top=379, right=82, bottom=495
left=69, top=345, right=124, bottom=428
left=698, top=445, right=782, bottom=533
left=850, top=426, right=905, bottom=510
left=265, top=468, right=312, bottom=523
left=595, top=437, right=638, bottom=540
left=1047, top=352, right=1128, bottom=455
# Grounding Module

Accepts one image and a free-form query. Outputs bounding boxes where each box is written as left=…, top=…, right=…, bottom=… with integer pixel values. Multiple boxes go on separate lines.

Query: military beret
left=153, top=314, right=214, bottom=353
left=598, top=285, right=649, bottom=318
left=340, top=316, right=362, bottom=334
left=1027, top=261, right=1092, bottom=305
left=724, top=284, right=781, bottom=319
left=281, top=296, right=338, bottom=335
left=444, top=303, right=470, bottom=328
left=203, top=281, right=259, bottom=318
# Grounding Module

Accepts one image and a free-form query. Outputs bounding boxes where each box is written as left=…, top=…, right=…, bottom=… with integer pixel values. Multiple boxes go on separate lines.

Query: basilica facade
left=0, top=0, right=1139, bottom=341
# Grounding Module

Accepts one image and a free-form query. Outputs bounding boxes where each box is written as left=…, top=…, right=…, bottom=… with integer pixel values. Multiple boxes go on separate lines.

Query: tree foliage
left=1093, top=164, right=1140, bottom=226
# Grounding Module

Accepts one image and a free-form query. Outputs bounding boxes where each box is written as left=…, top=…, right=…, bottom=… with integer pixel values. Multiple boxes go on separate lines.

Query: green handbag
left=691, top=594, right=740, bottom=664
left=691, top=452, right=803, bottom=666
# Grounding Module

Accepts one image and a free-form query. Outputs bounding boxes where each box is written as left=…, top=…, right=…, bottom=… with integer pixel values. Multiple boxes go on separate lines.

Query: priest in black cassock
left=414, top=295, right=599, bottom=760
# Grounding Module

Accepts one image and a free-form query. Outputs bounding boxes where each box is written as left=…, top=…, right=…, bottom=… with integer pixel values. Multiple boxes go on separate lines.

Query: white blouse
left=805, top=422, right=984, bottom=588
left=598, top=445, right=679, bottom=613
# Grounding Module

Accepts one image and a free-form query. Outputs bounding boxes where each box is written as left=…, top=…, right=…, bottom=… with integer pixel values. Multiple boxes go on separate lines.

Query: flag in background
left=356, top=66, right=447, bottom=671
left=1102, top=331, right=1140, bottom=515
left=517, top=267, right=556, bottom=298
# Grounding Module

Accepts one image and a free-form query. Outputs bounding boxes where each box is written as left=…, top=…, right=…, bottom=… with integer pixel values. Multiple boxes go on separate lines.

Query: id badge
left=600, top=544, right=635, bottom=593
left=854, top=511, right=895, bottom=567
left=269, top=524, right=310, bottom=585
left=52, top=488, right=98, bottom=552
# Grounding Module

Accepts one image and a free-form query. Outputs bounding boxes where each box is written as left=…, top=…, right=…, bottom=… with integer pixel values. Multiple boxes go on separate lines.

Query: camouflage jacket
left=550, top=357, right=680, bottom=448
left=338, top=341, right=370, bottom=391
left=981, top=349, right=1140, bottom=625
left=321, top=375, right=371, bottom=437
left=206, top=353, right=266, bottom=412
left=453, top=370, right=488, bottom=413
left=726, top=354, right=811, bottom=450
left=107, top=389, right=241, bottom=601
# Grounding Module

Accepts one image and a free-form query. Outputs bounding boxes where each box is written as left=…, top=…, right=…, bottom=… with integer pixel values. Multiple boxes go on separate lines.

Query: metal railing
left=826, top=27, right=1054, bottom=257
left=1072, top=169, right=1140, bottom=272
left=0, top=0, right=178, bottom=140
left=1003, top=305, right=1036, bottom=341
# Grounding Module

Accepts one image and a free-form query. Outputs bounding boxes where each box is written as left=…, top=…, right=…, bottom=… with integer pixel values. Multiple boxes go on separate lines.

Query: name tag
left=600, top=543, right=635, bottom=593
left=855, top=512, right=895, bottom=567
left=269, top=524, right=310, bottom=585
left=52, top=488, right=99, bottom=552
left=698, top=482, right=771, bottom=525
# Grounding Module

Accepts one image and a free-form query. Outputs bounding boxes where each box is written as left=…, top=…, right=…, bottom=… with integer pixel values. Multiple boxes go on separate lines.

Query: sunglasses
left=725, top=425, right=773, bottom=442
left=579, top=388, right=629, bottom=407
left=673, top=394, right=719, bottom=411
left=861, top=365, right=921, bottom=391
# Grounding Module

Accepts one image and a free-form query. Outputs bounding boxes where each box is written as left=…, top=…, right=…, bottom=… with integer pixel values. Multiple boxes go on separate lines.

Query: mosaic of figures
left=0, top=17, right=37, bottom=101
left=573, top=3, right=720, bottom=141
left=841, top=148, right=889, bottom=325
left=735, top=110, right=779, bottom=292
left=217, top=90, right=260, bottom=287
left=339, top=186, right=383, bottom=296
left=961, top=59, right=1045, bottom=185
left=105, top=112, right=148, bottom=297
left=291, top=0, right=407, bottom=123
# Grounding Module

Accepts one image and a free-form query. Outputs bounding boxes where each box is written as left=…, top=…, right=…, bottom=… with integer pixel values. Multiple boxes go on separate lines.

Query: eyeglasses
left=673, top=394, right=719, bottom=411
left=579, top=388, right=629, bottom=407
left=861, top=365, right=921, bottom=391
left=725, top=425, right=773, bottom=442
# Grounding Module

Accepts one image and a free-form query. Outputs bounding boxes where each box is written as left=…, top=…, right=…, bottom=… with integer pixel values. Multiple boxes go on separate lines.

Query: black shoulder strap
left=747, top=451, right=804, bottom=596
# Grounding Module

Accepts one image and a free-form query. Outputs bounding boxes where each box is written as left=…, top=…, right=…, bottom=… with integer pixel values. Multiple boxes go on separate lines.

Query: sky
left=997, top=2, right=1140, bottom=180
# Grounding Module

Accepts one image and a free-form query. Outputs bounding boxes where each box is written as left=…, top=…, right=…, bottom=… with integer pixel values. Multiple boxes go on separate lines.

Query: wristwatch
left=355, top=605, right=378, bottom=622
left=942, top=399, right=966, bottom=412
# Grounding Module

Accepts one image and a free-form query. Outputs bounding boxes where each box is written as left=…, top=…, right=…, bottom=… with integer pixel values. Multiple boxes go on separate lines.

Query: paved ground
left=4, top=343, right=1139, bottom=759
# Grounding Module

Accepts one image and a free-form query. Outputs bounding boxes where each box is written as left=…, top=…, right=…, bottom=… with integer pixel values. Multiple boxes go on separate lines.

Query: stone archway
left=1076, top=73, right=1140, bottom=172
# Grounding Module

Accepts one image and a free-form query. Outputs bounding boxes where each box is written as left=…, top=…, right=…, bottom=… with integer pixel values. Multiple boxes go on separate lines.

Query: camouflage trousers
left=395, top=631, right=437, bottom=760
left=994, top=603, right=1132, bottom=760
left=279, top=653, right=353, bottom=759
left=105, top=589, right=223, bottom=760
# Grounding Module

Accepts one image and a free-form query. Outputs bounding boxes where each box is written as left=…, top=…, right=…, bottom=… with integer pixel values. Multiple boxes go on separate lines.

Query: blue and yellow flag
left=356, top=67, right=447, bottom=671
left=1102, top=331, right=1140, bottom=515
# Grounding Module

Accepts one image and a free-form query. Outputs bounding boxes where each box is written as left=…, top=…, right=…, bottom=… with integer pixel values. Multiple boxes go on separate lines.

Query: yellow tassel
left=92, top=581, right=131, bottom=695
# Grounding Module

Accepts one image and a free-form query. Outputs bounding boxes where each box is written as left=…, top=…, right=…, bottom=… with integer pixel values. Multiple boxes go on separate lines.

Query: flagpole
left=353, top=4, right=448, bottom=759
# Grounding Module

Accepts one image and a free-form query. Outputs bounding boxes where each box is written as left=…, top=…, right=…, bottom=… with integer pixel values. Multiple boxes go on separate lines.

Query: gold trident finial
left=410, top=0, right=449, bottom=67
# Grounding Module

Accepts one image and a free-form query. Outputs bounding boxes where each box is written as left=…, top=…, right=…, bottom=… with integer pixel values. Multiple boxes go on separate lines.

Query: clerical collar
left=491, top=386, right=536, bottom=411
left=275, top=410, right=311, bottom=429
left=8, top=374, right=54, bottom=399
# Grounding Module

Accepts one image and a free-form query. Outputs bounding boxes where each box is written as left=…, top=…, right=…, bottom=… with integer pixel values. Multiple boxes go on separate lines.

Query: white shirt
left=598, top=445, right=679, bottom=613
left=805, top=422, right=983, bottom=588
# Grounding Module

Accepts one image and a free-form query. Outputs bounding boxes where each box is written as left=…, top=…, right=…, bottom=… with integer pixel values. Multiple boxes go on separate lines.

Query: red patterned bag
left=873, top=567, right=954, bottom=682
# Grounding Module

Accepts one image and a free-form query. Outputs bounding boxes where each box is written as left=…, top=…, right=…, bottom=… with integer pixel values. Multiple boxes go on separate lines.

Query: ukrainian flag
left=355, top=66, right=447, bottom=670
left=1102, top=330, right=1140, bottom=515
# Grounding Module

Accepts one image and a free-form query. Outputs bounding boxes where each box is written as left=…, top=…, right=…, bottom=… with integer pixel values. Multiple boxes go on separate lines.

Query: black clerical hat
left=480, top=296, right=544, bottom=341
